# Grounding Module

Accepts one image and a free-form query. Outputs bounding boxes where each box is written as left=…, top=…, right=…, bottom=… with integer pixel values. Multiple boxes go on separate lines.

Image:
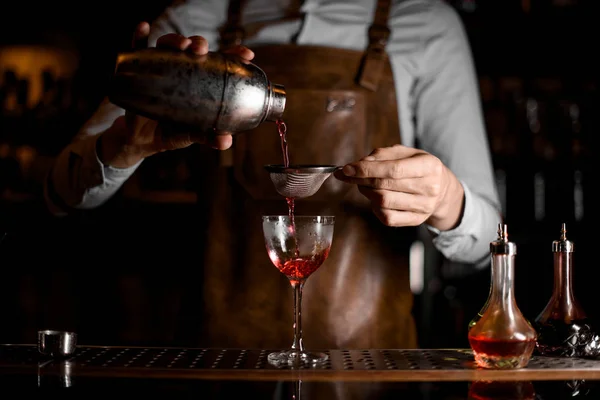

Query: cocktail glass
left=262, top=215, right=335, bottom=366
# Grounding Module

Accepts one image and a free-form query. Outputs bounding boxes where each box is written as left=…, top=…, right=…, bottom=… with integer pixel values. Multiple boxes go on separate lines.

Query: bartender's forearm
left=44, top=130, right=141, bottom=216
left=44, top=99, right=142, bottom=215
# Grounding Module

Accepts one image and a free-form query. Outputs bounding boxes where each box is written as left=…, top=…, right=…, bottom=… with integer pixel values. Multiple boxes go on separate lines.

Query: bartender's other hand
left=101, top=22, right=255, bottom=168
left=333, top=144, right=465, bottom=231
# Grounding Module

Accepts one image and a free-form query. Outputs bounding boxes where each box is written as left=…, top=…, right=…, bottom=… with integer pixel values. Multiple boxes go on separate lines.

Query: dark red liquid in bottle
left=534, top=225, right=600, bottom=358
left=535, top=318, right=600, bottom=357
left=469, top=336, right=536, bottom=360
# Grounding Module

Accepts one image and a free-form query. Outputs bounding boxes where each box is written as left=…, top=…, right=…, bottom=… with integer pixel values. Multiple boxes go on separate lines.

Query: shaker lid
left=552, top=223, right=574, bottom=253
left=490, top=223, right=517, bottom=255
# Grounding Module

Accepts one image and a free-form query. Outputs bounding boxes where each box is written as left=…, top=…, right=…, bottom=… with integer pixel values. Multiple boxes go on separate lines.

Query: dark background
left=0, top=0, right=598, bottom=348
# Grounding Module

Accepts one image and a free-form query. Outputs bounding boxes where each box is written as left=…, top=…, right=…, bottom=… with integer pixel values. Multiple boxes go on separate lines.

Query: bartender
left=44, top=0, right=502, bottom=349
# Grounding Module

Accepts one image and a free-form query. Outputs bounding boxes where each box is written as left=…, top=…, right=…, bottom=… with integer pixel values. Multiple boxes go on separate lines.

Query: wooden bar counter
left=2, top=344, right=600, bottom=398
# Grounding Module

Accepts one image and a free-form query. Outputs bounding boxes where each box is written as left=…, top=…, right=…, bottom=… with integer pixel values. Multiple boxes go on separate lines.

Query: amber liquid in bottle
left=534, top=223, right=600, bottom=358
left=468, top=224, right=537, bottom=369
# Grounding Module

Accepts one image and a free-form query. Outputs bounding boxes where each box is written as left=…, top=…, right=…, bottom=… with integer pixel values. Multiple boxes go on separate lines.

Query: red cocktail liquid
left=277, top=119, right=294, bottom=219
left=277, top=119, right=300, bottom=257
left=469, top=336, right=536, bottom=369
left=269, top=249, right=330, bottom=286
left=277, top=119, right=289, bottom=168
left=286, top=196, right=299, bottom=257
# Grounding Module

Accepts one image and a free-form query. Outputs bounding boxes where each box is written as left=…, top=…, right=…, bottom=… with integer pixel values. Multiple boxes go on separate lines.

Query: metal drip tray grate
left=68, top=348, right=600, bottom=371
left=73, top=348, right=472, bottom=370
left=3, top=346, right=600, bottom=381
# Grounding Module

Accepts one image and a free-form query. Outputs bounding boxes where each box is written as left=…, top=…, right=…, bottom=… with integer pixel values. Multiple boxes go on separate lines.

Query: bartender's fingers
left=358, top=187, right=429, bottom=227
left=358, top=186, right=433, bottom=215
left=169, top=129, right=231, bottom=150
left=156, top=33, right=192, bottom=51
left=340, top=156, right=432, bottom=179
left=222, top=45, right=255, bottom=61
left=372, top=207, right=425, bottom=227
left=208, top=134, right=233, bottom=150
left=334, top=175, right=425, bottom=194
left=132, top=21, right=150, bottom=49
left=188, top=36, right=209, bottom=55
left=362, top=144, right=421, bottom=161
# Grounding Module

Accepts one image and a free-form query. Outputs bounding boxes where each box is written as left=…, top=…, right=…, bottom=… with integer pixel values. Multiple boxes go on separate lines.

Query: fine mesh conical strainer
left=264, top=164, right=341, bottom=199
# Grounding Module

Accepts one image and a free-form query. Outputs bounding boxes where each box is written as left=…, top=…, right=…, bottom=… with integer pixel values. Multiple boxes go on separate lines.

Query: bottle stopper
left=490, top=223, right=517, bottom=255
left=552, top=222, right=574, bottom=253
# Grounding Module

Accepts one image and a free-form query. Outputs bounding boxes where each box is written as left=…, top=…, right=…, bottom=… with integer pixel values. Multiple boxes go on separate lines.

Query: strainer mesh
left=268, top=171, right=334, bottom=199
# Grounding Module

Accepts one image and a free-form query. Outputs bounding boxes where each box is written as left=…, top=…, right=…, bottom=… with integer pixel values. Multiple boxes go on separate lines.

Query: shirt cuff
left=425, top=181, right=491, bottom=267
left=71, top=134, right=142, bottom=188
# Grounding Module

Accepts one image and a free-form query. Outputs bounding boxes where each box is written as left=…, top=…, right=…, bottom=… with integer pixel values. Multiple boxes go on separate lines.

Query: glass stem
left=291, top=281, right=305, bottom=353
left=294, top=380, right=302, bottom=400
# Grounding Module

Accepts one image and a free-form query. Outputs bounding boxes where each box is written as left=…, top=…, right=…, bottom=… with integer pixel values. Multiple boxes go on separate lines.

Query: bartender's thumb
left=209, top=133, right=233, bottom=150
left=132, top=21, right=150, bottom=49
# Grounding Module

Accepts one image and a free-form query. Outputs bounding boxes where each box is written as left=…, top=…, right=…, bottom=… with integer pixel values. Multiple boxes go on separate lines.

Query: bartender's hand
left=99, top=21, right=255, bottom=169
left=334, top=144, right=465, bottom=231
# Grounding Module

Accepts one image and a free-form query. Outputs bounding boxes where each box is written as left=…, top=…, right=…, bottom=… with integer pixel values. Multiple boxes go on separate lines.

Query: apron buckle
left=356, top=24, right=390, bottom=91
left=356, top=48, right=386, bottom=92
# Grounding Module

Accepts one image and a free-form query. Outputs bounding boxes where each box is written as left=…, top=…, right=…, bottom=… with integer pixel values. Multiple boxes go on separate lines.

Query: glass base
left=268, top=350, right=328, bottom=367
left=472, top=351, right=532, bottom=369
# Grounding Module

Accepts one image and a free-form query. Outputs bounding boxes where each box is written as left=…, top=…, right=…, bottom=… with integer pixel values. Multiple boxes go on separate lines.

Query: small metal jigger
left=38, top=330, right=77, bottom=358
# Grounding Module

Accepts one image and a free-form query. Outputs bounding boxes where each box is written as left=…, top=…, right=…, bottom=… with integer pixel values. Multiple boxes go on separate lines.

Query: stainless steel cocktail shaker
left=108, top=48, right=286, bottom=133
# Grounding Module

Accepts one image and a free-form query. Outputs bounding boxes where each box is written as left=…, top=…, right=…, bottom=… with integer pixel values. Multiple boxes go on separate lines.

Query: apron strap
left=220, top=0, right=392, bottom=50
left=356, top=0, right=393, bottom=91
left=219, top=0, right=247, bottom=49
left=372, top=0, right=393, bottom=32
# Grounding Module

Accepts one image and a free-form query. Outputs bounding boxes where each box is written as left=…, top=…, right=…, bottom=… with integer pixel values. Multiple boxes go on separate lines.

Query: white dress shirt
left=45, top=0, right=502, bottom=266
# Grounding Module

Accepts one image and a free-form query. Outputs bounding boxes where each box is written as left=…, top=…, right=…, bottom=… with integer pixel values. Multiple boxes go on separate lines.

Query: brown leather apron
left=186, top=0, right=417, bottom=350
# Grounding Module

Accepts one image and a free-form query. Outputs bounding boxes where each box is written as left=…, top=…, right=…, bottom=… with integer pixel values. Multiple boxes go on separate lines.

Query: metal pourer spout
left=553, top=222, right=574, bottom=253
left=499, top=224, right=508, bottom=242
left=490, top=223, right=517, bottom=256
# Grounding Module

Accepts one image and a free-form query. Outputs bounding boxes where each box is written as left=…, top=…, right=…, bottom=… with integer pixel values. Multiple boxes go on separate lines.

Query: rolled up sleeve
left=427, top=182, right=500, bottom=268
left=44, top=99, right=141, bottom=216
